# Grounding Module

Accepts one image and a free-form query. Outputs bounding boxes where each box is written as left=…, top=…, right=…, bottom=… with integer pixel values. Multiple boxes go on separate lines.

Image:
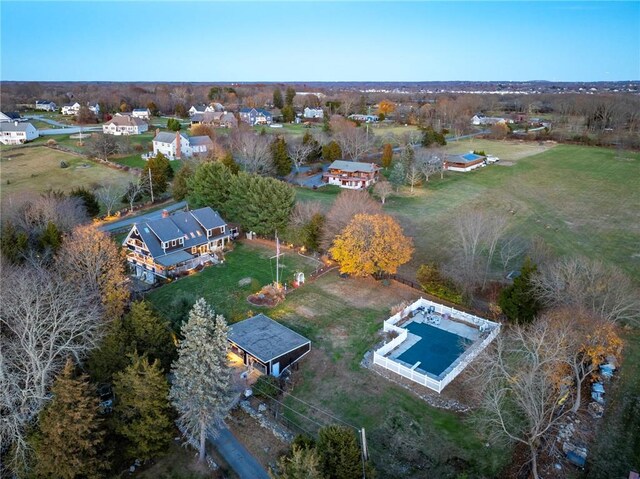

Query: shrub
left=59, top=161, right=68, bottom=168
left=473, top=150, right=486, bottom=156
left=133, top=144, right=144, bottom=152
left=46, top=139, right=57, bottom=147
left=416, top=263, right=463, bottom=304
left=253, top=375, right=280, bottom=400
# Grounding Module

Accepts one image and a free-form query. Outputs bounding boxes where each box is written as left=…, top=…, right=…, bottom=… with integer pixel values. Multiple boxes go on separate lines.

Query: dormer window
left=171, top=240, right=176, bottom=247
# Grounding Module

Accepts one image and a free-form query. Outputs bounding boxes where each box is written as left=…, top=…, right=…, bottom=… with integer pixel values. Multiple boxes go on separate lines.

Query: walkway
left=209, top=427, right=269, bottom=479
left=98, top=201, right=187, bottom=233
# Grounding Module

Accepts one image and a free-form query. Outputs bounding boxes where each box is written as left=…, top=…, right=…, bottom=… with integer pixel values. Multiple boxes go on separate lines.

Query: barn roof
left=229, top=314, right=310, bottom=363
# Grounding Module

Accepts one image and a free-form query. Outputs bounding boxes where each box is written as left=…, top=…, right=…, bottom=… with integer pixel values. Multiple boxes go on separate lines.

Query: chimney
left=175, top=131, right=181, bottom=160
left=162, top=209, right=169, bottom=219
left=155, top=128, right=160, bottom=136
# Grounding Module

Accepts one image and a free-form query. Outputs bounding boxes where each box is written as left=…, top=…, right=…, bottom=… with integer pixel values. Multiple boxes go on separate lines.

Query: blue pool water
left=396, top=322, right=471, bottom=377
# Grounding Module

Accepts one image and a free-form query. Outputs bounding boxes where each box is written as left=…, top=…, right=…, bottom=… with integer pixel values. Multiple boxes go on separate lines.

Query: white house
left=348, top=113, right=379, bottom=123
left=152, top=131, right=213, bottom=160
left=35, top=100, right=57, bottom=111
left=61, top=102, right=100, bottom=116
left=0, top=112, right=21, bottom=123
left=303, top=107, right=324, bottom=119
left=103, top=116, right=149, bottom=135
left=471, top=114, right=507, bottom=126
left=189, top=104, right=223, bottom=116
left=132, top=108, right=151, bottom=120
left=0, top=122, right=39, bottom=145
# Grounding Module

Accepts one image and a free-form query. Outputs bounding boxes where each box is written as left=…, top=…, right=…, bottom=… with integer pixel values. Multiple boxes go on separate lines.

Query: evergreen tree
left=39, top=221, right=62, bottom=253
left=322, top=113, right=331, bottom=133
left=322, top=141, right=342, bottom=162
left=358, top=95, right=367, bottom=114
left=144, top=153, right=171, bottom=195
left=273, top=88, right=284, bottom=109
left=188, top=161, right=234, bottom=212
left=400, top=144, right=415, bottom=169
left=317, top=425, right=363, bottom=479
left=113, top=353, right=173, bottom=461
left=285, top=87, right=296, bottom=106
left=172, top=163, right=193, bottom=201
left=147, top=101, right=159, bottom=116
left=220, top=152, right=240, bottom=174
left=271, top=136, right=292, bottom=176
left=270, top=446, right=323, bottom=479
left=498, top=258, right=541, bottom=324
left=381, top=143, right=393, bottom=168
left=301, top=213, right=325, bottom=251
left=389, top=162, right=406, bottom=190
left=167, top=118, right=181, bottom=131
left=31, top=359, right=108, bottom=479
left=170, top=299, right=233, bottom=462
left=70, top=187, right=100, bottom=217
left=0, top=221, right=28, bottom=263
left=282, top=105, right=295, bottom=123
left=420, top=126, right=447, bottom=147
left=302, top=132, right=322, bottom=162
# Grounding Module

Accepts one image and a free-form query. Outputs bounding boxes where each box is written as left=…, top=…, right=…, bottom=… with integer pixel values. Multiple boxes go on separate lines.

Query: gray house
left=239, top=108, right=272, bottom=126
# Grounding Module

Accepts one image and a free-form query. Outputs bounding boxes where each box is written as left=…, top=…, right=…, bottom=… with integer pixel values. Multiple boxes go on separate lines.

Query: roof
left=155, top=250, right=196, bottom=267
left=106, top=116, right=147, bottom=127
left=191, top=207, right=227, bottom=230
left=189, top=135, right=213, bottom=147
left=190, top=104, right=208, bottom=112
left=133, top=108, right=149, bottom=113
left=153, top=131, right=186, bottom=144
left=447, top=153, right=485, bottom=164
left=327, top=160, right=379, bottom=173
left=1, top=112, right=21, bottom=119
left=228, top=314, right=310, bottom=363
left=36, top=100, right=55, bottom=104
left=0, top=122, right=34, bottom=132
left=239, top=108, right=272, bottom=116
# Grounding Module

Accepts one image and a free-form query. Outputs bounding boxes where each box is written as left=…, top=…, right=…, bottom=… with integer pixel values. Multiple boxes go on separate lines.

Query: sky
left=1, top=1, right=639, bottom=82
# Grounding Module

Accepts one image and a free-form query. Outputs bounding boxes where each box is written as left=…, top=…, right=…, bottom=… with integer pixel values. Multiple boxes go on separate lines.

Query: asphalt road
left=210, top=427, right=269, bottom=479
left=98, top=201, right=187, bottom=233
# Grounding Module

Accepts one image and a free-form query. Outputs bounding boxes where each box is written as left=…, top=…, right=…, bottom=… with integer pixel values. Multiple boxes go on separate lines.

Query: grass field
left=0, top=145, right=137, bottom=199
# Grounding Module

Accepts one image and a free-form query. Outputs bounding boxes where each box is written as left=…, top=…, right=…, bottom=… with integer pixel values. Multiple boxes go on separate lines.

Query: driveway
left=98, top=201, right=187, bottom=233
left=210, top=427, right=269, bottom=479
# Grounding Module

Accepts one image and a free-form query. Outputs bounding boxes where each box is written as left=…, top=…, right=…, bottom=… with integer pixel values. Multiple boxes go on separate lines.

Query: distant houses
left=239, top=108, right=272, bottom=126
left=322, top=160, right=380, bottom=189
left=303, top=107, right=324, bottom=119
left=188, top=103, right=225, bottom=116
left=132, top=108, right=151, bottom=120
left=35, top=100, right=57, bottom=112
left=190, top=111, right=238, bottom=128
left=0, top=121, right=39, bottom=145
left=471, top=114, right=510, bottom=126
left=348, top=113, right=379, bottom=123
left=122, top=206, right=231, bottom=283
left=102, top=115, right=149, bottom=135
left=152, top=130, right=213, bottom=160
left=61, top=102, right=100, bottom=116
left=445, top=152, right=486, bottom=172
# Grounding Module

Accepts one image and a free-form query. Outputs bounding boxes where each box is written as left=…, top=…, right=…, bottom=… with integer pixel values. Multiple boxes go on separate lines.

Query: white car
left=486, top=155, right=500, bottom=163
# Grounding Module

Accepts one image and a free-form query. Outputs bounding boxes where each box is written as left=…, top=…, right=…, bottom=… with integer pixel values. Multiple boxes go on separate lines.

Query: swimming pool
left=396, top=322, right=472, bottom=377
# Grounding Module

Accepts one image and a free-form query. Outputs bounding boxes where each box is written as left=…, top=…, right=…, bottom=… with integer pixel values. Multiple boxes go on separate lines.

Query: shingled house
left=228, top=314, right=311, bottom=377
left=152, top=130, right=213, bottom=160
left=122, top=207, right=231, bottom=283
left=102, top=115, right=148, bottom=135
left=322, top=160, right=380, bottom=189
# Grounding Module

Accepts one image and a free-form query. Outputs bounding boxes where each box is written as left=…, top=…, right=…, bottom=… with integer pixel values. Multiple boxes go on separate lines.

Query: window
left=171, top=240, right=176, bottom=247
left=191, top=247, right=197, bottom=254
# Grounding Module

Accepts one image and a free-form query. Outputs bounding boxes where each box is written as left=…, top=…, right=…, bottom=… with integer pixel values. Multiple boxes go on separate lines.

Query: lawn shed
left=228, top=314, right=311, bottom=377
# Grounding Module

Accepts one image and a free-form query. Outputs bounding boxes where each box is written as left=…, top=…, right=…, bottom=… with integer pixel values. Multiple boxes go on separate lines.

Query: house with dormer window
left=122, top=207, right=231, bottom=283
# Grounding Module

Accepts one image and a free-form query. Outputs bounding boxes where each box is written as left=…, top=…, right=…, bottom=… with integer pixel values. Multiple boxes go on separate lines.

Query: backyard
left=0, top=145, right=137, bottom=199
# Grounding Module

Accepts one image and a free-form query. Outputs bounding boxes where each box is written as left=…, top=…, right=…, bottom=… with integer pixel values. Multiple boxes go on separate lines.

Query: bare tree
left=405, top=163, right=422, bottom=193
left=320, top=189, right=382, bottom=250
left=531, top=256, right=640, bottom=325
left=231, top=129, right=273, bottom=175
left=123, top=177, right=147, bottom=213
left=373, top=181, right=394, bottom=204
left=330, top=116, right=373, bottom=161
left=290, top=201, right=324, bottom=228
left=87, top=134, right=121, bottom=161
left=415, top=149, right=444, bottom=182
left=470, top=320, right=572, bottom=479
left=287, top=139, right=314, bottom=172
left=499, top=235, right=528, bottom=272
left=96, top=184, right=123, bottom=217
left=0, top=262, right=105, bottom=470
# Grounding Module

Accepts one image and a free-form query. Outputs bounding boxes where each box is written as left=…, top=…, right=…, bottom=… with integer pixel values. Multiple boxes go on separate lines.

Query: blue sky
left=1, top=1, right=638, bottom=81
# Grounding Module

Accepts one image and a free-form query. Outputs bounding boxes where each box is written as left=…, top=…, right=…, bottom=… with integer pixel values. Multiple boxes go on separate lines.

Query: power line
left=251, top=384, right=328, bottom=432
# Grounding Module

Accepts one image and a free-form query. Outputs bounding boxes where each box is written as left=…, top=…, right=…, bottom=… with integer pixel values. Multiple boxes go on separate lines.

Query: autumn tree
left=76, top=105, right=97, bottom=124
left=55, top=224, right=130, bottom=320
left=231, top=128, right=274, bottom=175
left=273, top=88, right=284, bottom=109
left=123, top=177, right=148, bottom=212
left=320, top=189, right=382, bottom=250
left=330, top=116, right=372, bottom=160
left=330, top=213, right=414, bottom=277
left=287, top=138, right=314, bottom=172
left=381, top=143, right=393, bottom=168
left=30, top=359, right=108, bottom=479
left=377, top=99, right=396, bottom=116
left=373, top=180, right=393, bottom=204
left=170, top=299, right=233, bottom=462
left=113, top=353, right=174, bottom=461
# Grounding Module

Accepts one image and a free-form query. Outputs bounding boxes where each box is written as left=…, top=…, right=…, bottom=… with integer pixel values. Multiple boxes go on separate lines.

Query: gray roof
left=447, top=153, right=485, bottom=164
left=106, top=116, right=146, bottom=127
left=1, top=112, right=21, bottom=120
left=189, top=136, right=213, bottom=147
left=191, top=207, right=227, bottom=230
left=327, top=160, right=379, bottom=173
left=133, top=108, right=149, bottom=113
left=147, top=216, right=184, bottom=242
left=0, top=122, right=34, bottom=132
left=191, top=104, right=207, bottom=112
left=229, top=314, right=310, bottom=363
left=155, top=250, right=196, bottom=267
left=153, top=131, right=186, bottom=144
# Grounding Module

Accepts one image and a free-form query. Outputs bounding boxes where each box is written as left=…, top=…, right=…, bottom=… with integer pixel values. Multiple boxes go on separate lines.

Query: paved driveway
left=99, top=201, right=187, bottom=233
left=210, top=427, right=269, bottom=479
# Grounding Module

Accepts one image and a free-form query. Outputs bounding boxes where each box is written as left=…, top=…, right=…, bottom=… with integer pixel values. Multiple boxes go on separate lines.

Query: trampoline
left=396, top=322, right=471, bottom=377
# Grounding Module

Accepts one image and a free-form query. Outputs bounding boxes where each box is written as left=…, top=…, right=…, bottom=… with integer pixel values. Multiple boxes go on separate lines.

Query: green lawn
left=146, top=241, right=320, bottom=324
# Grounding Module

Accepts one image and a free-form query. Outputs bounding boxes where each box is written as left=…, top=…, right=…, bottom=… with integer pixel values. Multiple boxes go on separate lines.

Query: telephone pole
left=148, top=168, right=154, bottom=203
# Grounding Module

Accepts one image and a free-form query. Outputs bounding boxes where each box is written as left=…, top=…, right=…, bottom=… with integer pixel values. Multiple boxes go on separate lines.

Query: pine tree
left=172, top=162, right=193, bottom=201
left=220, top=152, right=240, bottom=174
left=302, top=132, right=322, bottom=162
left=273, top=88, right=284, bottom=109
left=271, top=136, right=292, bottom=176
left=188, top=161, right=233, bottom=211
left=322, top=141, right=342, bottom=162
left=285, top=87, right=296, bottom=106
left=144, top=153, right=171, bottom=195
left=389, top=161, right=406, bottom=190
left=113, top=353, right=173, bottom=461
left=31, top=359, right=108, bottom=479
left=498, top=258, right=541, bottom=324
left=270, top=446, right=323, bottom=479
left=70, top=187, right=100, bottom=217
left=317, top=425, right=363, bottom=479
left=282, top=105, right=295, bottom=123
left=0, top=220, right=28, bottom=263
left=381, top=143, right=393, bottom=168
left=169, top=298, right=233, bottom=462
left=39, top=221, right=62, bottom=253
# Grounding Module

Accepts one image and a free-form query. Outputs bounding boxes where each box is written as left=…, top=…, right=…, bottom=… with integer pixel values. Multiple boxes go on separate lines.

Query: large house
left=152, top=131, right=213, bottom=160
left=303, top=107, right=324, bottom=119
left=445, top=152, right=486, bottom=172
left=348, top=113, right=379, bottom=123
left=229, top=314, right=311, bottom=377
left=102, top=115, right=149, bottom=135
left=35, top=100, right=57, bottom=111
left=322, top=160, right=380, bottom=189
left=239, top=108, right=272, bottom=126
left=0, top=111, right=22, bottom=123
left=61, top=102, right=100, bottom=116
left=123, top=207, right=231, bottom=283
left=0, top=122, right=39, bottom=145
left=132, top=108, right=151, bottom=120
left=471, top=114, right=510, bottom=126
left=188, top=103, right=224, bottom=116
left=190, top=111, right=237, bottom=128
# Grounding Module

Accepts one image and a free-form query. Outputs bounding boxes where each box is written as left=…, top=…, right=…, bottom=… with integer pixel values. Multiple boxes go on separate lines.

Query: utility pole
left=148, top=168, right=154, bottom=203
left=270, top=232, right=284, bottom=288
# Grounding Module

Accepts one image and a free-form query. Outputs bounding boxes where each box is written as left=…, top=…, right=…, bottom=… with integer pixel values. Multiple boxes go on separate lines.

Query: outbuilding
left=228, top=314, right=311, bottom=377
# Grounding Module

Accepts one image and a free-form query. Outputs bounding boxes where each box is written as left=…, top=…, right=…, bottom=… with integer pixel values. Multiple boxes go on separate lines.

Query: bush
left=253, top=375, right=280, bottom=400
left=133, top=143, right=144, bottom=152
left=46, top=139, right=57, bottom=147
left=416, top=263, right=463, bottom=304
left=60, top=161, right=68, bottom=168
left=472, top=150, right=486, bottom=156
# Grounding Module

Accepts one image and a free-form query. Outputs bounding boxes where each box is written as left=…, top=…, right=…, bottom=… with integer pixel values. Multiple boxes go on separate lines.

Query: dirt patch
left=497, top=161, right=515, bottom=166
left=318, top=274, right=419, bottom=310
left=295, top=305, right=317, bottom=319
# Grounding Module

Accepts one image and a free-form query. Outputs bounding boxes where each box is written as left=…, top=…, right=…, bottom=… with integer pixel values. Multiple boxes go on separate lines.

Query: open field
left=0, top=145, right=137, bottom=199
left=146, top=241, right=321, bottom=324
left=442, top=137, right=553, bottom=162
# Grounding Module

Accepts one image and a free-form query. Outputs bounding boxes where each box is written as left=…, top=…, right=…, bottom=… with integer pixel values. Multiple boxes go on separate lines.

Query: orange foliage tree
left=329, top=214, right=413, bottom=277
left=377, top=100, right=396, bottom=116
